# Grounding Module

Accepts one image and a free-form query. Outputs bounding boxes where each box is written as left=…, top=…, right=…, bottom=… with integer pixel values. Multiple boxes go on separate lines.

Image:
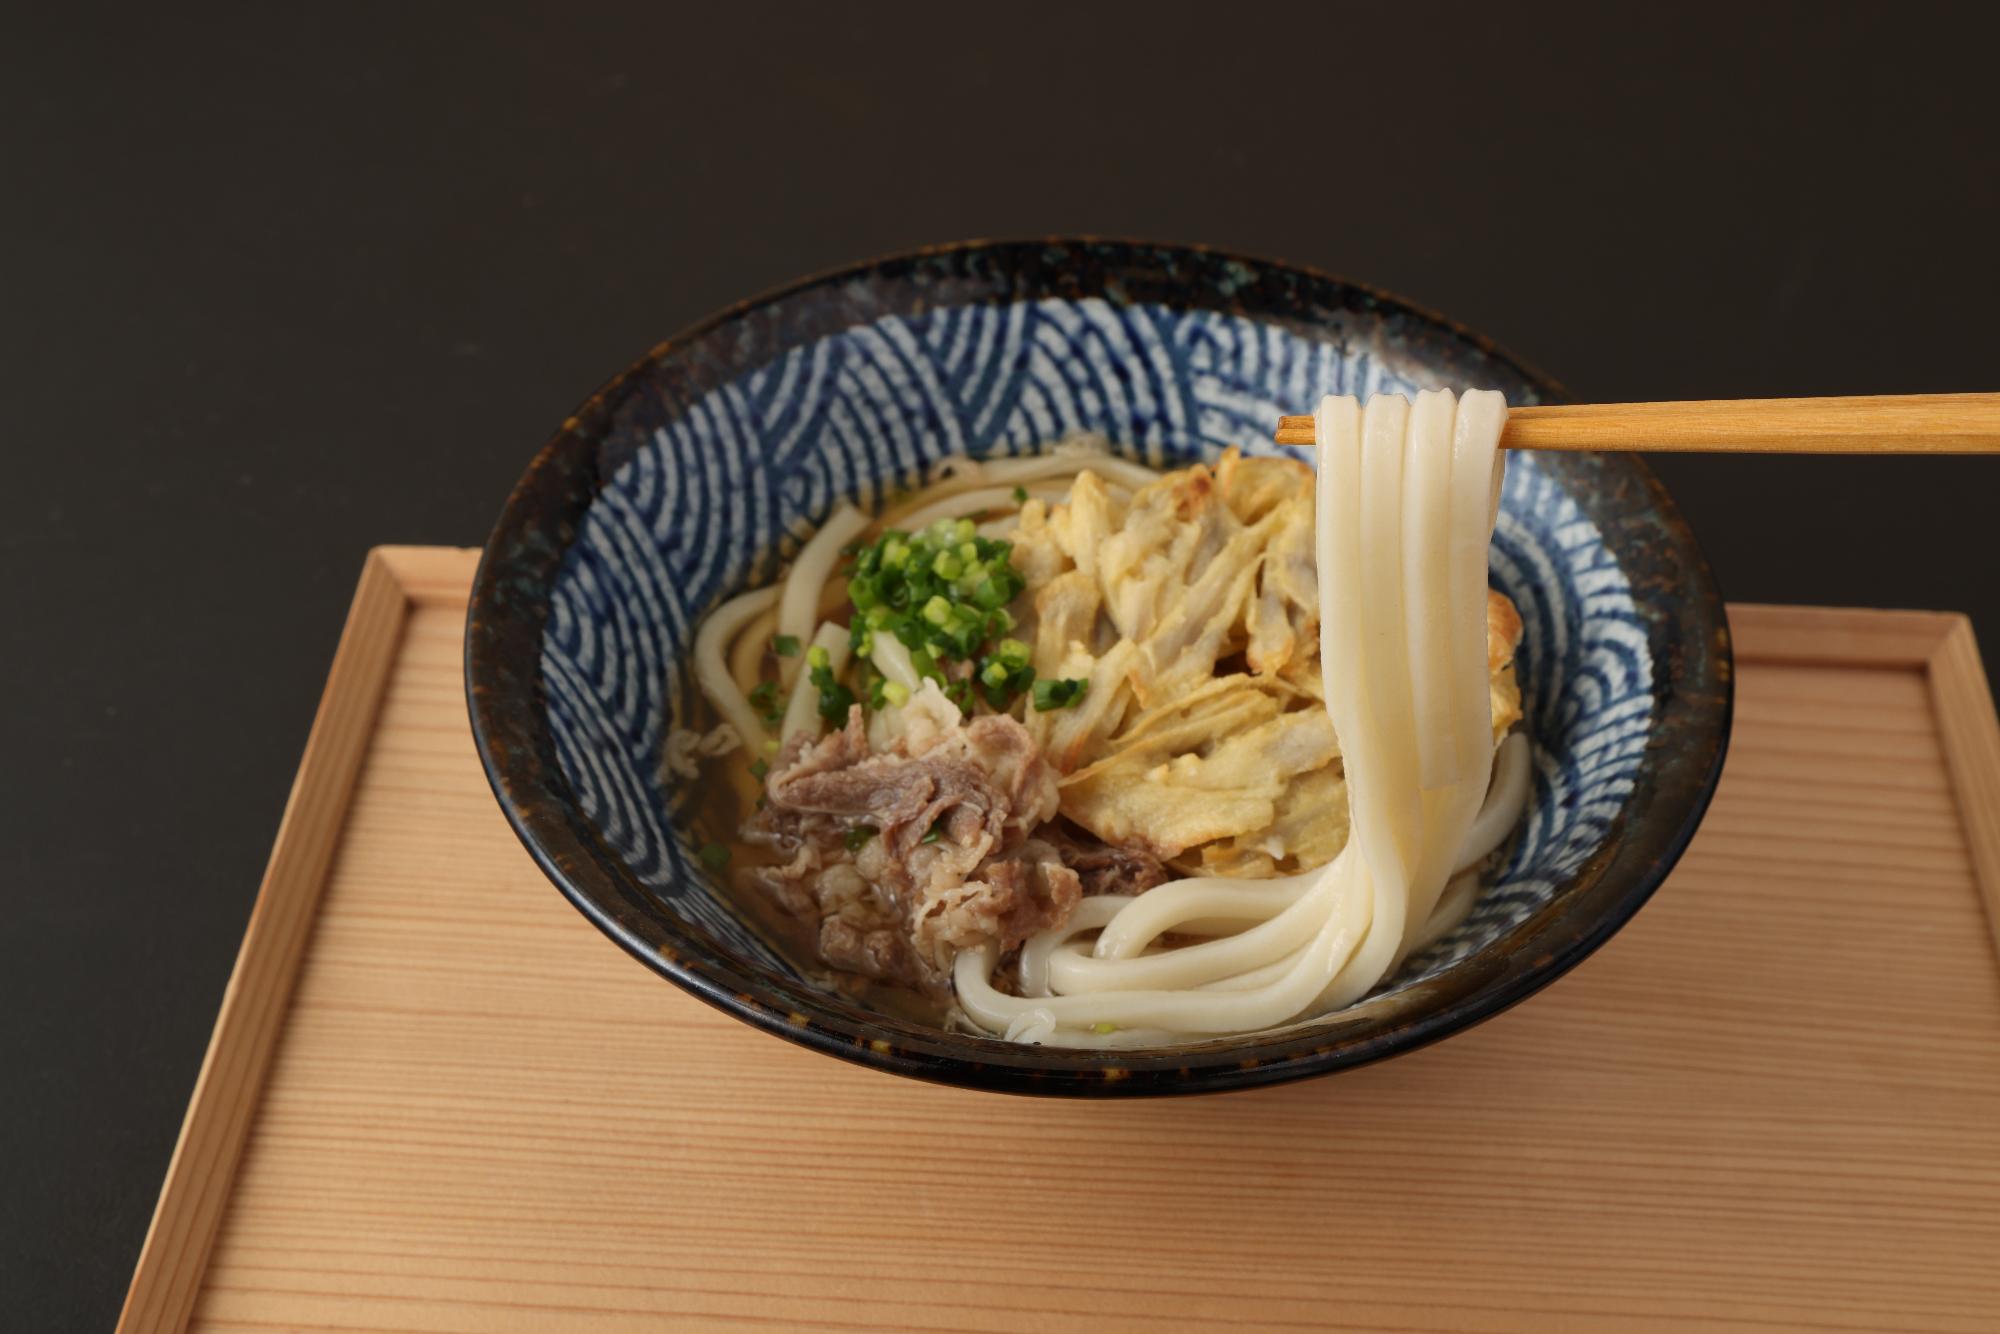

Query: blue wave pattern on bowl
left=540, top=297, right=1653, bottom=993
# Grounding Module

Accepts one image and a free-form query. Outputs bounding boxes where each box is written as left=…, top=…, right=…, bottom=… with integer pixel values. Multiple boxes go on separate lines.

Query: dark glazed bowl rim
left=465, top=237, right=1734, bottom=1097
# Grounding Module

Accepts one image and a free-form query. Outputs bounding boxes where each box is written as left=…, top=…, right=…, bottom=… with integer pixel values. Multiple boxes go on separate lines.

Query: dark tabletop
left=8, top=4, right=1999, bottom=1327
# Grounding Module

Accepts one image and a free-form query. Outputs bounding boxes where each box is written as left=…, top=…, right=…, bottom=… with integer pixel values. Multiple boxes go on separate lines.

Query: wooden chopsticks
left=1272, top=393, right=2000, bottom=454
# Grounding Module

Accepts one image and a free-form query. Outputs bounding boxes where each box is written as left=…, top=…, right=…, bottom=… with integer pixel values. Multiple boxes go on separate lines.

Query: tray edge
left=116, top=547, right=476, bottom=1334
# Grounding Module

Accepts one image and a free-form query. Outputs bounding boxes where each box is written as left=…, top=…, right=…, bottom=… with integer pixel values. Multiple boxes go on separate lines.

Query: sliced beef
left=910, top=838, right=1082, bottom=967
left=1042, top=820, right=1171, bottom=897
left=811, top=862, right=925, bottom=986
left=741, top=689, right=1067, bottom=987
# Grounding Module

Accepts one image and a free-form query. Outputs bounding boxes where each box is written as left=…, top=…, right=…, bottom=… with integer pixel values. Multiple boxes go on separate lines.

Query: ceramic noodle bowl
left=467, top=240, right=1732, bottom=1096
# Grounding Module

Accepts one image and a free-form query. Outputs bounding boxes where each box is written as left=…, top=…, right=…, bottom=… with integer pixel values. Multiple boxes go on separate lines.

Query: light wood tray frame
left=119, top=548, right=2000, bottom=1332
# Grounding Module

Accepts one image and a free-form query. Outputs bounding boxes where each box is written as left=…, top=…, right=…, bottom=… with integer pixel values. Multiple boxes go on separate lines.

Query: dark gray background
left=7, top=3, right=1997, bottom=1327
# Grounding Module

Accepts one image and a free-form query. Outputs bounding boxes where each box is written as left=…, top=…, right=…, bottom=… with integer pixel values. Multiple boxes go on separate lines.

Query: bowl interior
left=472, top=241, right=1728, bottom=1094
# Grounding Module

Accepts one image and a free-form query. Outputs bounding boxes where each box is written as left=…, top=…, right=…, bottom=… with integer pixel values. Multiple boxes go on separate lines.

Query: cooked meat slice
left=1040, top=822, right=1170, bottom=896
left=812, top=862, right=925, bottom=987
left=911, top=839, right=1083, bottom=967
left=741, top=684, right=1067, bottom=986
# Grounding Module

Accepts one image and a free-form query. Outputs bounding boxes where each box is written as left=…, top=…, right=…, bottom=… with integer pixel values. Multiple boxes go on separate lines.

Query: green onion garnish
left=697, top=842, right=730, bottom=872
left=844, top=825, right=877, bottom=851
left=835, top=515, right=1033, bottom=706
left=807, top=645, right=854, bottom=723
left=772, top=634, right=800, bottom=657
left=1032, top=677, right=1089, bottom=711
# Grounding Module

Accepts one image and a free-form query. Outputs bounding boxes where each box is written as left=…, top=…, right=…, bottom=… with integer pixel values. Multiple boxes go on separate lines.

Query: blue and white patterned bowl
left=467, top=240, right=1732, bottom=1096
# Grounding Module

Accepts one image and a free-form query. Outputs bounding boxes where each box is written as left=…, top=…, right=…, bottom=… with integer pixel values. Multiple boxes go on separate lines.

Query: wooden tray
left=120, top=548, right=2000, bottom=1333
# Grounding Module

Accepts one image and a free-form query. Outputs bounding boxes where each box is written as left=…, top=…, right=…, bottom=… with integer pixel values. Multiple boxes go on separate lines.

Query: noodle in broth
left=678, top=397, right=1523, bottom=1046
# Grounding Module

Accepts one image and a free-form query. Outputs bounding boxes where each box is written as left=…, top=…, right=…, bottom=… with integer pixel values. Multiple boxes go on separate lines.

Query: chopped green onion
left=697, top=842, right=730, bottom=872
left=1092, top=1021, right=1118, bottom=1035
left=772, top=634, right=801, bottom=658
left=811, top=673, right=854, bottom=723
left=762, top=738, right=780, bottom=755
left=920, top=819, right=945, bottom=845
left=1032, top=677, right=1090, bottom=711
left=838, top=514, right=1035, bottom=690
left=881, top=680, right=910, bottom=708
left=1012, top=485, right=1029, bottom=503
left=844, top=825, right=877, bottom=851
left=749, top=758, right=769, bottom=780
left=807, top=643, right=855, bottom=723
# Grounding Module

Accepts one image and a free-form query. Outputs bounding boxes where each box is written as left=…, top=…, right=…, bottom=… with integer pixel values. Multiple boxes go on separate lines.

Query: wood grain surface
left=1271, top=393, right=2000, bottom=454
left=127, top=550, right=2000, bottom=1332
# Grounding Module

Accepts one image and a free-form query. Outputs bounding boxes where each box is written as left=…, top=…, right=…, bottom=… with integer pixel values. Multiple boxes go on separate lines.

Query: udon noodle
left=678, top=392, right=1525, bottom=1046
